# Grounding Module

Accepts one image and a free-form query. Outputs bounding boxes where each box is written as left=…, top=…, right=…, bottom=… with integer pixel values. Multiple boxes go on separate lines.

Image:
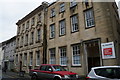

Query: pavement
left=2, top=71, right=30, bottom=80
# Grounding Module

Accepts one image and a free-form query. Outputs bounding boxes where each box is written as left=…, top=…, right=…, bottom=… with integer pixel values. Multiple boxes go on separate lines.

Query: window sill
left=85, top=25, right=95, bottom=29
left=59, top=34, right=66, bottom=37
left=71, top=30, right=79, bottom=33
left=71, top=64, right=81, bottom=67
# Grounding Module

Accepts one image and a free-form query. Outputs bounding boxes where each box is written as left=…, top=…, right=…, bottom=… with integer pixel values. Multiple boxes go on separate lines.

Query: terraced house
left=15, top=2, right=48, bottom=73
left=15, top=0, right=120, bottom=76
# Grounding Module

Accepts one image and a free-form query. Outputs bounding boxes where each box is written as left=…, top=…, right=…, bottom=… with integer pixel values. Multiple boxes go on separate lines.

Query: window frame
left=70, top=14, right=79, bottom=33
left=84, top=8, right=95, bottom=28
left=72, top=44, right=81, bottom=66
left=60, top=3, right=65, bottom=13
left=49, top=48, right=56, bottom=64
left=59, top=19, right=66, bottom=36
left=50, top=24, right=55, bottom=39
left=36, top=51, right=40, bottom=66
left=51, top=8, right=55, bottom=17
left=59, top=47, right=67, bottom=66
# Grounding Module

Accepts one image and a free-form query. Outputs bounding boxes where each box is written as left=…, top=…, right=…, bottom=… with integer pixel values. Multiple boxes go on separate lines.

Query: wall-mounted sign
left=101, top=42, right=116, bottom=59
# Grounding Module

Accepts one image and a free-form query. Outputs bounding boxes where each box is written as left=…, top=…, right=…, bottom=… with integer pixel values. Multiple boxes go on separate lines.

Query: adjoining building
left=46, top=1, right=120, bottom=76
left=2, top=36, right=16, bottom=71
left=118, top=1, right=120, bottom=18
left=15, top=0, right=120, bottom=76
left=15, top=2, right=48, bottom=73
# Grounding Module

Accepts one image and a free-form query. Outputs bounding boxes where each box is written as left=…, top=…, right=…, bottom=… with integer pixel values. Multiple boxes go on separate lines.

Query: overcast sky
left=0, top=0, right=120, bottom=43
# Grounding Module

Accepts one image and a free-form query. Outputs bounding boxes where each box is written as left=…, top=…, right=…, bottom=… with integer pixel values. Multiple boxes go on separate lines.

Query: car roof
left=41, top=64, right=60, bottom=66
left=92, top=66, right=120, bottom=70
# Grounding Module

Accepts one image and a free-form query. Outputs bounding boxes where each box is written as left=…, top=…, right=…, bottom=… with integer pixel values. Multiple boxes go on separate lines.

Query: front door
left=84, top=40, right=101, bottom=72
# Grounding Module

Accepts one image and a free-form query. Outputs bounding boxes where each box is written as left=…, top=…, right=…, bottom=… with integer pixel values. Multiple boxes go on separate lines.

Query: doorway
left=84, top=39, right=101, bottom=72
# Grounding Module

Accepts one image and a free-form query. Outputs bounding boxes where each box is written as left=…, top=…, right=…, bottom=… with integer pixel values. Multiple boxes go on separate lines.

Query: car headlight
left=64, top=75, right=70, bottom=78
left=76, top=74, right=79, bottom=78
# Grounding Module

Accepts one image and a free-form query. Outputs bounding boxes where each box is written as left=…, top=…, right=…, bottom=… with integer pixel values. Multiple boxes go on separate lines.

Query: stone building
left=15, top=0, right=120, bottom=76
left=15, top=2, right=48, bottom=72
left=2, top=36, right=16, bottom=71
left=46, top=1, right=120, bottom=76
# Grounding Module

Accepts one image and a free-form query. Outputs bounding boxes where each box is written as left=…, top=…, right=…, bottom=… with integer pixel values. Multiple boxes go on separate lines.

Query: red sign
left=103, top=48, right=112, bottom=56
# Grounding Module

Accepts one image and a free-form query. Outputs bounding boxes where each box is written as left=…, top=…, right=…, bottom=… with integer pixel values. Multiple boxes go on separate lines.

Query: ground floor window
left=24, top=53, right=27, bottom=66
left=36, top=51, right=40, bottom=66
left=49, top=48, right=56, bottom=64
left=59, top=47, right=67, bottom=66
left=72, top=44, right=80, bottom=66
left=29, top=52, right=33, bottom=66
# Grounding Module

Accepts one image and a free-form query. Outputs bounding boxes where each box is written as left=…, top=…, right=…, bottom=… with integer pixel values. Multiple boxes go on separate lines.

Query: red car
left=29, top=64, right=80, bottom=80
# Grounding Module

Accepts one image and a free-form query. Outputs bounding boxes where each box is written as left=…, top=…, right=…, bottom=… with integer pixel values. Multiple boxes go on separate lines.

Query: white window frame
left=51, top=8, right=55, bottom=17
left=72, top=44, right=81, bottom=66
left=59, top=47, right=67, bottom=66
left=70, top=0, right=77, bottom=7
left=71, top=14, right=79, bottom=32
left=84, top=9, right=95, bottom=28
left=49, top=48, right=56, bottom=64
left=60, top=3, right=65, bottom=12
left=36, top=51, right=40, bottom=66
left=50, top=24, right=55, bottom=38
left=59, top=20, right=66, bottom=36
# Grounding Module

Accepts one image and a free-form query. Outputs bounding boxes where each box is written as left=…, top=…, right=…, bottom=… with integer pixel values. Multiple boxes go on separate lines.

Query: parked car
left=29, top=64, right=80, bottom=80
left=86, top=66, right=120, bottom=80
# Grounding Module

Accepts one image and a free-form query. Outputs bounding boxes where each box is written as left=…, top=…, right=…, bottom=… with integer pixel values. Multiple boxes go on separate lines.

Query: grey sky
left=0, top=0, right=120, bottom=43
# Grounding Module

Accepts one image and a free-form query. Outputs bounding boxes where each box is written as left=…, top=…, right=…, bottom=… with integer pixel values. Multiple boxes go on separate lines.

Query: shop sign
left=101, top=42, right=116, bottom=59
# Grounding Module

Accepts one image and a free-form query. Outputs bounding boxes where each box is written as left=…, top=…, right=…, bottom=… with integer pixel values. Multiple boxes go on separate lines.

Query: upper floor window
left=70, top=0, right=77, bottom=8
left=31, top=17, right=35, bottom=26
left=31, top=32, right=34, bottom=44
left=59, top=47, right=67, bottom=66
left=18, top=26, right=20, bottom=34
left=49, top=48, right=56, bottom=64
left=72, top=44, right=80, bottom=66
left=84, top=9, right=95, bottom=28
left=71, top=14, right=79, bottom=32
left=51, top=8, right=55, bottom=17
left=37, top=29, right=41, bottom=41
left=38, top=13, right=41, bottom=22
left=22, top=24, right=25, bottom=31
left=60, top=3, right=65, bottom=13
left=59, top=19, right=66, bottom=36
left=26, top=21, right=29, bottom=29
left=50, top=24, right=55, bottom=39
left=25, top=34, right=28, bottom=45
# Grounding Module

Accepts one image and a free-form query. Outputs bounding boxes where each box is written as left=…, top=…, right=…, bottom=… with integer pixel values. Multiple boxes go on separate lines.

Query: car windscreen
left=53, top=66, right=67, bottom=71
left=94, top=68, right=120, bottom=79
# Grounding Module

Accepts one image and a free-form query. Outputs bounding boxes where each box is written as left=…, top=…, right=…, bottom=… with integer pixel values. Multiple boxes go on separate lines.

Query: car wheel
left=31, top=75, right=37, bottom=80
left=53, top=77, right=61, bottom=80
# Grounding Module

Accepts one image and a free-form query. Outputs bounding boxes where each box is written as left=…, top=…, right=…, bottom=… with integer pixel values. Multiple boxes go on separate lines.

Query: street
left=2, top=71, right=30, bottom=80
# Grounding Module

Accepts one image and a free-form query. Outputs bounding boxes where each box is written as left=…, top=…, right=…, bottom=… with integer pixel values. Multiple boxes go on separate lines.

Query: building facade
left=15, top=2, right=48, bottom=72
left=47, top=1, right=120, bottom=76
left=2, top=36, right=16, bottom=71
left=15, top=0, right=120, bottom=76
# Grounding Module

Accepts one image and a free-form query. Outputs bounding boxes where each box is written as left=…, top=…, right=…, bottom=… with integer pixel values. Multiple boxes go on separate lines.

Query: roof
left=16, top=2, right=48, bottom=25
